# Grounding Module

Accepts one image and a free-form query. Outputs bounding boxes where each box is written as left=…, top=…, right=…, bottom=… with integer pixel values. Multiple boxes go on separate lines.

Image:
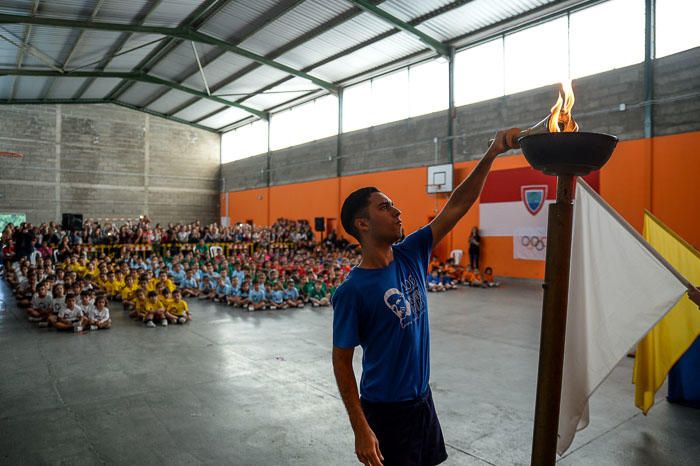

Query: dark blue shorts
left=361, top=387, right=448, bottom=466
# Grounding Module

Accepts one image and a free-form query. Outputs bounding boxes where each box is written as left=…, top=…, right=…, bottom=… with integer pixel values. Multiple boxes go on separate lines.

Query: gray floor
left=0, top=279, right=698, bottom=465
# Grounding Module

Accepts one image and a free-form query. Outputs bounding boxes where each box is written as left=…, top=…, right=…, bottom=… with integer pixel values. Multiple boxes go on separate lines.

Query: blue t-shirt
left=283, top=287, right=299, bottom=300
left=270, top=290, right=284, bottom=304
left=332, top=225, right=433, bottom=403
left=249, top=287, right=266, bottom=303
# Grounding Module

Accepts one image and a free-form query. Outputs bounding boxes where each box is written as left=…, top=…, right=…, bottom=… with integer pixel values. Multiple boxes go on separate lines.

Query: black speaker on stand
left=314, top=217, right=325, bottom=241
left=62, top=213, right=84, bottom=231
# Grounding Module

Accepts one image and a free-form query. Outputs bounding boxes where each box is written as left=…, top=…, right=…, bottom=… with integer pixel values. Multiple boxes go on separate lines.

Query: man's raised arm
left=430, top=129, right=517, bottom=245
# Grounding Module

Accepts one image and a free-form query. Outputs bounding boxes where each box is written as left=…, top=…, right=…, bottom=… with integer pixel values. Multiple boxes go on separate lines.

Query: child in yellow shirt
left=166, top=290, right=191, bottom=324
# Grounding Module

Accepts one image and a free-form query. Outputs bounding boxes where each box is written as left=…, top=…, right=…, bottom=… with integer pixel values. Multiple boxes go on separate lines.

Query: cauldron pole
left=517, top=132, right=618, bottom=466
left=530, top=174, right=575, bottom=466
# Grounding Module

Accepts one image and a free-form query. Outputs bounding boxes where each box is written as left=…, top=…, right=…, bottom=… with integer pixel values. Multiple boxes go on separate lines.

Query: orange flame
left=548, top=81, right=579, bottom=132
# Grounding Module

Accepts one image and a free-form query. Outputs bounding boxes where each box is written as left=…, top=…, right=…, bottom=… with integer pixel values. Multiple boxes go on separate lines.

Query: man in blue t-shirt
left=332, top=130, right=516, bottom=466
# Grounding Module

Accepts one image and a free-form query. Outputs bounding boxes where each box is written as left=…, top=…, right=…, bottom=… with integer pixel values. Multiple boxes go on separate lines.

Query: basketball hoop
left=0, top=151, right=24, bottom=159
left=426, top=183, right=446, bottom=194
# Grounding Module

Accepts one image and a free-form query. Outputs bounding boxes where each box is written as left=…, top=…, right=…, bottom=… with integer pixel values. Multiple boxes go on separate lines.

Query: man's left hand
left=488, top=128, right=521, bottom=156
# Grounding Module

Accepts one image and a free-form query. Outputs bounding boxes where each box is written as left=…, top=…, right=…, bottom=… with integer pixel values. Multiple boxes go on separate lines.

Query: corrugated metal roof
left=198, top=0, right=281, bottom=42
left=418, top=0, right=558, bottom=42
left=105, top=34, right=165, bottom=71
left=237, top=0, right=351, bottom=57
left=0, top=0, right=591, bottom=131
left=171, top=98, right=225, bottom=122
left=46, top=76, right=88, bottom=99
left=80, top=77, right=120, bottom=99
left=0, top=76, right=14, bottom=99
left=146, top=88, right=193, bottom=114
left=275, top=12, right=394, bottom=70
left=380, top=0, right=456, bottom=22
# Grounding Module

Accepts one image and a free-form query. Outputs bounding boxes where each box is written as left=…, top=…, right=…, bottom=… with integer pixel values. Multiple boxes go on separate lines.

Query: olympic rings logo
left=520, top=235, right=547, bottom=251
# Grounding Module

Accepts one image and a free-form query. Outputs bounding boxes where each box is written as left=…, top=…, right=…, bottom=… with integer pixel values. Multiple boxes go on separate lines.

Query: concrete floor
left=0, top=279, right=698, bottom=465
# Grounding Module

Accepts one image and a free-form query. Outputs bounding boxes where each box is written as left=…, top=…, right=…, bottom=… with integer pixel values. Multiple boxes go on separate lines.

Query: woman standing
left=468, top=226, right=481, bottom=270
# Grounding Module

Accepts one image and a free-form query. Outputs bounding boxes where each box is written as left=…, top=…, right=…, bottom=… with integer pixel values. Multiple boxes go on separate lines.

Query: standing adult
left=468, top=226, right=481, bottom=270
left=332, top=130, right=515, bottom=466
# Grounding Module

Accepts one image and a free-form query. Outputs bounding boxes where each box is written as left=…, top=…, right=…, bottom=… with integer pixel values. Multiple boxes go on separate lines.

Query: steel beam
left=0, top=12, right=336, bottom=92
left=347, top=0, right=448, bottom=56
left=111, top=100, right=218, bottom=133
left=0, top=69, right=267, bottom=119
left=73, top=0, right=164, bottom=99
left=643, top=0, right=655, bottom=138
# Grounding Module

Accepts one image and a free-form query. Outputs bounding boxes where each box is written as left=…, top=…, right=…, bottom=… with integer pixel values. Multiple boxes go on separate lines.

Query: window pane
left=570, top=0, right=644, bottom=79
left=656, top=0, right=700, bottom=58
left=371, top=69, right=409, bottom=126
left=505, top=17, right=569, bottom=94
left=270, top=95, right=338, bottom=150
left=221, top=119, right=268, bottom=163
left=455, top=38, right=504, bottom=106
left=342, top=81, right=372, bottom=132
left=408, top=59, right=448, bottom=117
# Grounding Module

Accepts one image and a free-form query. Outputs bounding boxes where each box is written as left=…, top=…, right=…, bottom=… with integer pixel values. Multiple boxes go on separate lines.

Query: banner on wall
left=479, top=167, right=599, bottom=261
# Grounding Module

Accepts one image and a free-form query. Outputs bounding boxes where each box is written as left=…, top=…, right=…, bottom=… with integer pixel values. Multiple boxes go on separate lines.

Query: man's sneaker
left=161, top=320, right=168, bottom=327
left=90, top=325, right=98, bottom=331
left=269, top=305, right=277, bottom=310
left=146, top=321, right=156, bottom=328
left=178, top=317, right=186, bottom=324
left=38, top=321, right=49, bottom=328
left=312, top=303, right=319, bottom=307
left=74, top=326, right=83, bottom=333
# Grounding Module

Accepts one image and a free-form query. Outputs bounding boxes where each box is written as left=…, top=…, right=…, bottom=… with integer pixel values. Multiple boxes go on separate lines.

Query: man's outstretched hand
left=488, top=128, right=522, bottom=156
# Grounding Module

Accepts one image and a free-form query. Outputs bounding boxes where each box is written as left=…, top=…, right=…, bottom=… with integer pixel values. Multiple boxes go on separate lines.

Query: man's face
left=359, top=192, right=403, bottom=244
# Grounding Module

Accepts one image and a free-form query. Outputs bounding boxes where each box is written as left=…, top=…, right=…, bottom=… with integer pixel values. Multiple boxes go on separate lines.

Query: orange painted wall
left=224, top=131, right=700, bottom=279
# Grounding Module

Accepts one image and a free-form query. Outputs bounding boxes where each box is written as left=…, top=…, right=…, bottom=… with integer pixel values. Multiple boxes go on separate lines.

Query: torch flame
left=548, top=80, right=579, bottom=133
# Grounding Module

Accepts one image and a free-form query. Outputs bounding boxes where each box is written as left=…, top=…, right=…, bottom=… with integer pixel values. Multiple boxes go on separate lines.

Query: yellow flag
left=633, top=212, right=700, bottom=414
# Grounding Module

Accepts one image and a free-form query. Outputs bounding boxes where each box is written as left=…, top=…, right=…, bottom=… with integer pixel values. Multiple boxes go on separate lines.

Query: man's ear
left=355, top=216, right=370, bottom=237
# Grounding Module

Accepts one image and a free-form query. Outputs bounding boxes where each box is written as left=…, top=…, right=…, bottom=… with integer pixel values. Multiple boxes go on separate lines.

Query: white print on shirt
left=383, top=273, right=425, bottom=329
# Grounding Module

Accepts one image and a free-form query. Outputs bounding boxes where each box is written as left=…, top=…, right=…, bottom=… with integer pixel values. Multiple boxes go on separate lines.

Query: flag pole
left=531, top=174, right=575, bottom=466
left=576, top=179, right=694, bottom=290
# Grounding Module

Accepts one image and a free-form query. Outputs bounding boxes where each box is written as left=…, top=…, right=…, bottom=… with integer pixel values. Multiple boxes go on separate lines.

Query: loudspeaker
left=62, top=213, right=83, bottom=231
left=314, top=217, right=325, bottom=232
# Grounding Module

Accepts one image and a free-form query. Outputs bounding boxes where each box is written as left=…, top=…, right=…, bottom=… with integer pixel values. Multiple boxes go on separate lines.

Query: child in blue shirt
left=198, top=275, right=215, bottom=300
left=180, top=270, right=199, bottom=298
left=284, top=280, right=304, bottom=308
left=246, top=280, right=266, bottom=311
left=269, top=282, right=286, bottom=310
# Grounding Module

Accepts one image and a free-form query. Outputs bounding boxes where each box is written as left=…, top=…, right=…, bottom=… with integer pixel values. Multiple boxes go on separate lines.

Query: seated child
left=225, top=278, right=242, bottom=307
left=55, top=293, right=88, bottom=332
left=198, top=275, right=215, bottom=300
left=440, top=268, right=457, bottom=290
left=87, top=295, right=111, bottom=330
left=268, top=282, right=286, bottom=310
left=121, top=276, right=138, bottom=310
left=180, top=270, right=200, bottom=298
left=482, top=267, right=500, bottom=288
left=213, top=277, right=231, bottom=303
left=470, top=268, right=483, bottom=288
left=165, top=289, right=191, bottom=324
left=246, top=280, right=267, bottom=311
left=283, top=280, right=304, bottom=308
left=27, top=281, right=53, bottom=326
left=427, top=270, right=445, bottom=292
left=143, top=290, right=166, bottom=328
left=128, top=288, right=147, bottom=320
left=308, top=280, right=330, bottom=307
left=47, top=283, right=66, bottom=328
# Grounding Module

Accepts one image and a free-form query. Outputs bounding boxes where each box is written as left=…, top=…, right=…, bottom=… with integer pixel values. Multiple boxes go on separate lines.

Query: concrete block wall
left=222, top=46, right=700, bottom=192
left=0, top=103, right=220, bottom=225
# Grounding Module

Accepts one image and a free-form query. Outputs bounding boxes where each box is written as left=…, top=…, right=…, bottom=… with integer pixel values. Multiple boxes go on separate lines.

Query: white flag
left=556, top=180, right=687, bottom=455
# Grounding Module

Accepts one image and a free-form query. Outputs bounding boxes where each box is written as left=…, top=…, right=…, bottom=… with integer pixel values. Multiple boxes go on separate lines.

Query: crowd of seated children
left=427, top=255, right=500, bottom=291
left=1, top=217, right=363, bottom=332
